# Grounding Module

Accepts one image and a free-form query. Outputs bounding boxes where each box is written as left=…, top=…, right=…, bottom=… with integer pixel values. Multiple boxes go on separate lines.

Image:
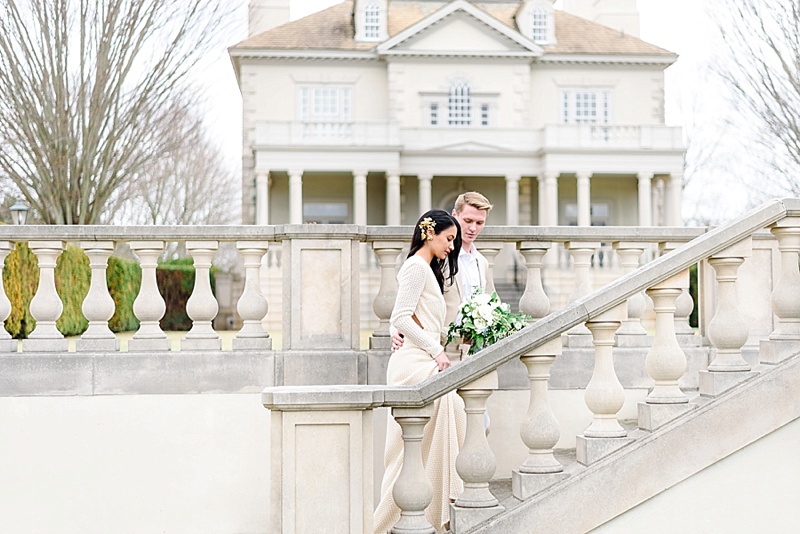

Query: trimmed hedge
left=156, top=258, right=216, bottom=331
left=3, top=243, right=38, bottom=339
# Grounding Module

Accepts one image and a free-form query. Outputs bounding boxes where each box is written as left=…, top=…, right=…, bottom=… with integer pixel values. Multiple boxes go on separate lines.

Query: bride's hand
left=434, top=352, right=451, bottom=372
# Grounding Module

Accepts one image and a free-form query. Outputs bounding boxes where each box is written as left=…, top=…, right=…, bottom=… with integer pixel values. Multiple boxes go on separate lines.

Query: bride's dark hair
left=408, top=209, right=461, bottom=292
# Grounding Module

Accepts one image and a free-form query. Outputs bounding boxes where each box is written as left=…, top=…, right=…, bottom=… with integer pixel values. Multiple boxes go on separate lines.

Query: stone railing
left=261, top=199, right=800, bottom=533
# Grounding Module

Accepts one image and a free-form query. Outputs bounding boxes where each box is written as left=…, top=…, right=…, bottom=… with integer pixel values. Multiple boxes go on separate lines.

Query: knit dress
left=373, top=255, right=467, bottom=534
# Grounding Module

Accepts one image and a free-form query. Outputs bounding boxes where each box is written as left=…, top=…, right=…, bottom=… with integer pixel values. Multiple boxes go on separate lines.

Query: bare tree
left=712, top=0, right=800, bottom=200
left=0, top=0, right=233, bottom=224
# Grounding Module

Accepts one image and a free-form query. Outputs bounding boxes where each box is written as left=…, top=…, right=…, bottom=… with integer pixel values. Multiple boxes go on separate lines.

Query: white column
left=353, top=169, right=368, bottom=226
left=537, top=175, right=546, bottom=225
left=255, top=171, right=270, bottom=225
left=181, top=241, right=221, bottom=351
left=23, top=241, right=67, bottom=352
left=418, top=174, right=432, bottom=215
left=289, top=168, right=303, bottom=224
left=77, top=241, right=119, bottom=352
left=667, top=172, right=683, bottom=226
left=653, top=177, right=665, bottom=226
left=576, top=171, right=591, bottom=227
left=386, top=170, right=401, bottom=225
left=544, top=171, right=559, bottom=225
left=506, top=174, right=521, bottom=226
left=637, top=171, right=654, bottom=227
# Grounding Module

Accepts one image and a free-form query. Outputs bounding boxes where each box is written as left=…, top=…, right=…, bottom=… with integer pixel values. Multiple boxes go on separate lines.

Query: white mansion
left=229, top=0, right=685, bottom=229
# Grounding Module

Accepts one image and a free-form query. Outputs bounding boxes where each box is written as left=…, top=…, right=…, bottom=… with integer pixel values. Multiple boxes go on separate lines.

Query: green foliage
left=107, top=256, right=141, bottom=333
left=446, top=289, right=530, bottom=355
left=156, top=258, right=216, bottom=331
left=3, top=243, right=38, bottom=339
left=54, top=245, right=90, bottom=336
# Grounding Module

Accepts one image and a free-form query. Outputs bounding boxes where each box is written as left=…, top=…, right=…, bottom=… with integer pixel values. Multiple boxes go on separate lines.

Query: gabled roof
left=230, top=0, right=674, bottom=59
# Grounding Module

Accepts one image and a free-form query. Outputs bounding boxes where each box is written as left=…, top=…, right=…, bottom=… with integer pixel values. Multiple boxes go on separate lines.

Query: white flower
left=473, top=316, right=487, bottom=331
left=478, top=304, right=494, bottom=322
left=474, top=292, right=492, bottom=306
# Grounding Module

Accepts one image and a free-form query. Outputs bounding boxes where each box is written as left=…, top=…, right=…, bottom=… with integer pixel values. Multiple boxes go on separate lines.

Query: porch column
left=544, top=171, right=559, bottom=226
left=353, top=169, right=368, bottom=225
left=637, top=171, right=653, bottom=227
left=537, top=175, right=546, bottom=226
left=386, top=170, right=401, bottom=225
left=289, top=168, right=303, bottom=224
left=506, top=174, right=521, bottom=226
left=653, top=177, right=665, bottom=226
left=418, top=174, right=432, bottom=215
left=255, top=171, right=270, bottom=225
left=576, top=171, right=591, bottom=227
left=666, top=172, right=683, bottom=226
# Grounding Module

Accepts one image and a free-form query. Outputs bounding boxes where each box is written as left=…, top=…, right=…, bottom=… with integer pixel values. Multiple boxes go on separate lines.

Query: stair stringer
left=468, top=353, right=800, bottom=533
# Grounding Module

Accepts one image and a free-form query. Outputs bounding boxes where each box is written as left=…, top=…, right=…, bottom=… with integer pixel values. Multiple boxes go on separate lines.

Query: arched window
left=364, top=2, right=381, bottom=39
left=532, top=6, right=549, bottom=43
left=448, top=82, right=471, bottom=126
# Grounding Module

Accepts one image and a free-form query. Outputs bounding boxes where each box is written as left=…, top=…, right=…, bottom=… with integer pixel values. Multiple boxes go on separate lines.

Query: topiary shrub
left=3, top=242, right=38, bottom=339
left=107, top=256, right=141, bottom=333
left=54, top=244, right=90, bottom=336
left=156, top=257, right=216, bottom=331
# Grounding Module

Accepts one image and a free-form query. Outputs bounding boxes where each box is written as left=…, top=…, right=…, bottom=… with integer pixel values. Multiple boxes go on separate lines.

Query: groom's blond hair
left=454, top=191, right=492, bottom=213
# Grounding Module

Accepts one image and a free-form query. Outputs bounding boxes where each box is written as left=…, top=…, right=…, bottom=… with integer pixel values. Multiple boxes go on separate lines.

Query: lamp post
left=10, top=198, right=29, bottom=225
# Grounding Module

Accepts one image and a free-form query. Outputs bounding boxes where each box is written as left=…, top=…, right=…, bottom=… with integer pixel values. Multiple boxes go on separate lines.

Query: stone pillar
left=637, top=172, right=654, bottom=227
left=418, top=174, right=432, bottom=215
left=233, top=241, right=271, bottom=350
left=23, top=241, right=67, bottom=352
left=256, top=171, right=270, bottom=225
left=537, top=175, right=546, bottom=226
left=653, top=177, right=665, bottom=226
left=181, top=241, right=221, bottom=351
left=370, top=241, right=404, bottom=349
left=564, top=241, right=600, bottom=339
left=577, top=304, right=634, bottom=466
left=289, top=168, right=303, bottom=224
left=386, top=170, right=401, bottom=225
left=544, top=171, right=559, bottom=226
left=512, top=338, right=568, bottom=500
left=476, top=241, right=503, bottom=295
left=667, top=172, right=683, bottom=226
left=638, top=271, right=695, bottom=431
left=700, top=238, right=757, bottom=396
left=353, top=169, right=368, bottom=226
left=391, top=405, right=436, bottom=533
left=0, top=242, right=16, bottom=352
left=761, top=220, right=800, bottom=363
left=613, top=243, right=648, bottom=337
left=517, top=242, right=550, bottom=320
left=576, top=171, right=591, bottom=227
left=506, top=174, right=521, bottom=226
left=128, top=241, right=171, bottom=352
left=77, top=241, right=119, bottom=352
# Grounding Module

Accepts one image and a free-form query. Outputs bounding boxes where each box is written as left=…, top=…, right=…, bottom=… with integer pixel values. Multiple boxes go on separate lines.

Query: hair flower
left=419, top=217, right=436, bottom=240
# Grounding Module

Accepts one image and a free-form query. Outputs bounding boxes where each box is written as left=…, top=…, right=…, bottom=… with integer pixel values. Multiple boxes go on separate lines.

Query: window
left=480, top=103, right=489, bottom=126
left=532, top=6, right=549, bottom=43
left=304, top=202, right=349, bottom=224
left=364, top=3, right=381, bottom=39
left=561, top=90, right=611, bottom=124
left=299, top=86, right=352, bottom=136
left=448, top=82, right=471, bottom=126
left=429, top=103, right=439, bottom=126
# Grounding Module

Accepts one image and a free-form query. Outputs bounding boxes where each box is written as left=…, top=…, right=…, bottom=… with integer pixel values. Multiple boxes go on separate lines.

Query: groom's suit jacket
left=443, top=247, right=489, bottom=332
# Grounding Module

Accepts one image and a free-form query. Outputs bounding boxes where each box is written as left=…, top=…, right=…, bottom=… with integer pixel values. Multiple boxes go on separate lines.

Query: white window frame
left=448, top=82, right=472, bottom=126
left=560, top=89, right=612, bottom=125
left=298, top=85, right=353, bottom=136
left=363, top=2, right=381, bottom=40
left=532, top=6, right=549, bottom=43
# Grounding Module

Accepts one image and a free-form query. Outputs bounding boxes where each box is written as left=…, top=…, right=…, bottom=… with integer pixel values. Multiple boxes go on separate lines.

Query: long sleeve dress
left=373, top=255, right=467, bottom=534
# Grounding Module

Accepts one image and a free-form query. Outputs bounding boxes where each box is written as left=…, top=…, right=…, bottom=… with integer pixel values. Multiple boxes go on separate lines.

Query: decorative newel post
left=476, top=241, right=503, bottom=295
left=512, top=338, right=568, bottom=500
left=517, top=242, right=551, bottom=320
left=233, top=241, right=271, bottom=350
left=370, top=240, right=404, bottom=349
left=23, top=241, right=67, bottom=352
left=0, top=242, right=15, bottom=352
left=761, top=221, right=800, bottom=363
left=129, top=241, right=171, bottom=352
left=564, top=241, right=600, bottom=341
left=182, top=241, right=221, bottom=350
left=391, top=406, right=435, bottom=534
left=638, top=272, right=695, bottom=431
left=77, top=241, right=119, bottom=352
left=577, top=303, right=634, bottom=465
left=613, top=243, right=648, bottom=337
left=700, top=238, right=757, bottom=396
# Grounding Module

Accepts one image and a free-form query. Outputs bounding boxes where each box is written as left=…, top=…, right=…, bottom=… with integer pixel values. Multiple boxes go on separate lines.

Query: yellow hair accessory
left=418, top=217, right=436, bottom=240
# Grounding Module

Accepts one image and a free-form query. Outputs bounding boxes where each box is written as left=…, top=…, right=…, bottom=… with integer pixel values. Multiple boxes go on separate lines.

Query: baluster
left=659, top=242, right=696, bottom=337
left=23, top=241, right=67, bottom=352
left=638, top=272, right=696, bottom=431
left=517, top=242, right=550, bottom=320
left=370, top=240, right=404, bottom=349
left=512, top=338, right=568, bottom=500
left=0, top=241, right=15, bottom=352
left=129, top=241, right=171, bottom=352
left=182, top=241, right=221, bottom=351
left=613, top=243, right=648, bottom=337
left=761, top=222, right=800, bottom=363
left=564, top=241, right=600, bottom=339
left=451, top=370, right=503, bottom=532
left=577, top=303, right=633, bottom=465
left=391, top=405, right=435, bottom=534
left=233, top=241, right=271, bottom=350
left=700, top=238, right=757, bottom=396
left=77, top=241, right=119, bottom=352
left=476, top=241, right=503, bottom=295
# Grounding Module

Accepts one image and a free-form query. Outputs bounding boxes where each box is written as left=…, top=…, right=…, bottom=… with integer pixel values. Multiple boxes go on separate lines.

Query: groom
left=392, top=191, right=493, bottom=355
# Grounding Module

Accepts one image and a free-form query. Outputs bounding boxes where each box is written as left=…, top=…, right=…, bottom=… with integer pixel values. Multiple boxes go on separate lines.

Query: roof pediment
left=377, top=0, right=542, bottom=58
left=432, top=140, right=512, bottom=153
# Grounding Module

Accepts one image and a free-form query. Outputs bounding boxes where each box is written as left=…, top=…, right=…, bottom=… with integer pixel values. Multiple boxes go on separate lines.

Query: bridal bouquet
left=446, top=289, right=531, bottom=356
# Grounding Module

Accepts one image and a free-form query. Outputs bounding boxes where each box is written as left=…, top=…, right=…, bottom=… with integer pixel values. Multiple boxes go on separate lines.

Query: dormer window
left=364, top=3, right=381, bottom=39
left=532, top=6, right=548, bottom=43
left=519, top=1, right=555, bottom=45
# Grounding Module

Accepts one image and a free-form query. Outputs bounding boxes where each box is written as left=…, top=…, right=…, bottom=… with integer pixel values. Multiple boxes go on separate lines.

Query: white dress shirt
left=458, top=246, right=482, bottom=302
